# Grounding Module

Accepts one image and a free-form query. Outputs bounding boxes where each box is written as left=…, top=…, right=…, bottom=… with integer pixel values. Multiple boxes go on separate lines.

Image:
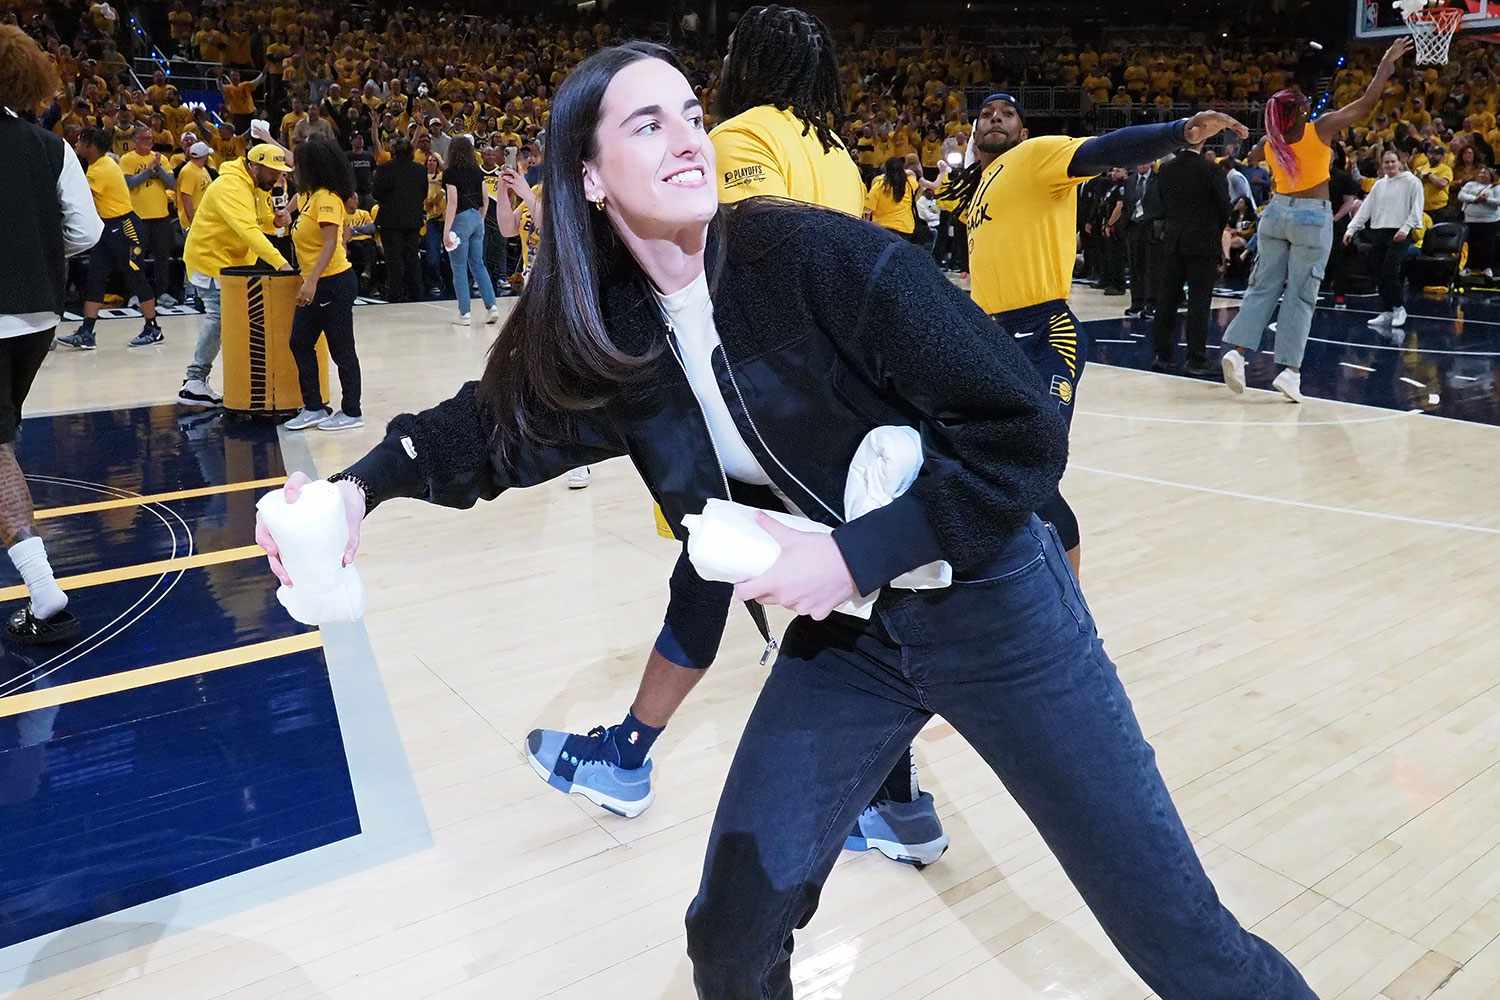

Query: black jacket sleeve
left=811, top=234, right=1069, bottom=595
left=339, top=380, right=629, bottom=510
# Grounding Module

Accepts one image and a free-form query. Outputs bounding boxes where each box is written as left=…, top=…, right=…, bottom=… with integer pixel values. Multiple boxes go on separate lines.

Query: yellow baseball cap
left=247, top=143, right=293, bottom=172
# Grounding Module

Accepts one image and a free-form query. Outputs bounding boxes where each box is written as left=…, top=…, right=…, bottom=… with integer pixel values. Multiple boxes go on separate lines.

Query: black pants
left=0, top=330, right=55, bottom=444
left=136, top=216, right=175, bottom=300
left=1102, top=230, right=1127, bottom=291
left=1152, top=247, right=1218, bottom=365
left=290, top=268, right=360, bottom=416
left=1364, top=228, right=1414, bottom=310
left=483, top=219, right=508, bottom=290
left=1126, top=223, right=1155, bottom=309
left=83, top=214, right=157, bottom=305
left=379, top=226, right=421, bottom=302
left=1466, top=219, right=1499, bottom=273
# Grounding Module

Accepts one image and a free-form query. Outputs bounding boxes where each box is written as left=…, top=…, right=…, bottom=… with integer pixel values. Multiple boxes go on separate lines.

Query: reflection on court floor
left=0, top=406, right=358, bottom=950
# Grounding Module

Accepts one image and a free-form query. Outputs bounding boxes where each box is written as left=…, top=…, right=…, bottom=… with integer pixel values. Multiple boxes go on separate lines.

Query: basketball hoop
left=1398, top=2, right=1465, bottom=64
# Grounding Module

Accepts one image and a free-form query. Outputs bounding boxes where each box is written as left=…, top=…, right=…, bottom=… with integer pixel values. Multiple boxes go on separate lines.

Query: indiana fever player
left=943, top=94, right=1248, bottom=575
left=524, top=6, right=953, bottom=869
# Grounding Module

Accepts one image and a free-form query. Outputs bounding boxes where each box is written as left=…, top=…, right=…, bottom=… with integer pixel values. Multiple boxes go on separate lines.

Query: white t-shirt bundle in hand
left=256, top=481, right=366, bottom=625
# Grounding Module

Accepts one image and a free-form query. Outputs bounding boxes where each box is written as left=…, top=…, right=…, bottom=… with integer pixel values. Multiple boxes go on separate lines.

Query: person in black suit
left=1123, top=162, right=1159, bottom=317
left=1150, top=138, right=1229, bottom=374
left=371, top=136, right=429, bottom=303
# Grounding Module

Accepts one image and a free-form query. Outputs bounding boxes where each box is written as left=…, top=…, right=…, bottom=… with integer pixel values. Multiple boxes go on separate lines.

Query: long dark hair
left=881, top=156, right=908, bottom=202
left=477, top=42, right=693, bottom=456
left=716, top=5, right=844, bottom=155
left=293, top=137, right=355, bottom=201
left=445, top=134, right=479, bottom=172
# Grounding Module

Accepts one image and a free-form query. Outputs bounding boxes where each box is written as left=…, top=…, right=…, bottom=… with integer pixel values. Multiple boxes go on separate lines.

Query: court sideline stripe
left=34, top=476, right=287, bottom=520
left=0, top=631, right=322, bottom=719
left=0, top=545, right=264, bottom=604
left=1075, top=465, right=1500, bottom=536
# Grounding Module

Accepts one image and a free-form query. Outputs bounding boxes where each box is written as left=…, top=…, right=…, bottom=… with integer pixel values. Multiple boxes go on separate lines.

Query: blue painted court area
left=0, top=406, right=358, bottom=950
left=1081, top=291, right=1500, bottom=427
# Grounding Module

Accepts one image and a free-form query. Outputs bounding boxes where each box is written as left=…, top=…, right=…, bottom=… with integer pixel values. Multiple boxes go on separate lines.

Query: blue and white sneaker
left=526, top=725, right=655, bottom=818
left=844, top=791, right=949, bottom=868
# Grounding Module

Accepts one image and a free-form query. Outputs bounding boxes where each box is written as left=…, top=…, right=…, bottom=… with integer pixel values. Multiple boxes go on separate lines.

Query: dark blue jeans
left=685, top=517, right=1315, bottom=1000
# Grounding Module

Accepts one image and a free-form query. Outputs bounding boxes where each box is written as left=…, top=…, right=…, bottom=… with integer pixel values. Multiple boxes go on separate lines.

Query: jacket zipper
left=660, top=312, right=777, bottom=665
left=717, top=345, right=845, bottom=525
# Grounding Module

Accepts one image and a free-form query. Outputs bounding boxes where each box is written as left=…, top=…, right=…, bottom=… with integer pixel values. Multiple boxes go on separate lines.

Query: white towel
left=256, top=481, right=367, bottom=625
left=680, top=426, right=952, bottom=620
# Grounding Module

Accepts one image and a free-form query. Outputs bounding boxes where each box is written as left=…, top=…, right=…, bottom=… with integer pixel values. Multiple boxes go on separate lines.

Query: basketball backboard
left=1355, top=0, right=1500, bottom=38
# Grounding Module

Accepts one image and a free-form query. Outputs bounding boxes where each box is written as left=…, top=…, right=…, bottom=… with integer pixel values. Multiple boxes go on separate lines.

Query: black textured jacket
left=343, top=203, right=1067, bottom=667
left=1156, top=148, right=1231, bottom=257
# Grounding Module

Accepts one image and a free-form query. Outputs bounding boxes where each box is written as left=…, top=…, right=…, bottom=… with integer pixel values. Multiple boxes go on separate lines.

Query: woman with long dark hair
left=441, top=135, right=500, bottom=327
left=284, top=137, right=363, bottom=432
left=864, top=155, right=915, bottom=239
left=1220, top=37, right=1409, bottom=403
left=258, top=42, right=1315, bottom=1000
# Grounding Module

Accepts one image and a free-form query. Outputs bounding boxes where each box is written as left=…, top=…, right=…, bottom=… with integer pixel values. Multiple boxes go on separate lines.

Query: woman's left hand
left=297, top=277, right=317, bottom=305
left=734, top=514, right=858, bottom=621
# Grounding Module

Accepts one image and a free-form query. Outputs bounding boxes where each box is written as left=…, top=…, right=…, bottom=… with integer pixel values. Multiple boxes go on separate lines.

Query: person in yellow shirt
left=285, top=137, right=363, bottom=432
left=280, top=97, right=307, bottom=146
left=211, top=121, right=246, bottom=171
left=56, top=128, right=163, bottom=349
left=118, top=126, right=179, bottom=306
left=219, top=69, right=263, bottom=131
left=161, top=90, right=194, bottom=138
left=178, top=143, right=293, bottom=406
left=1414, top=139, right=1455, bottom=219
left=176, top=141, right=211, bottom=231
left=523, top=6, right=953, bottom=871
left=866, top=157, right=916, bottom=236
left=145, top=70, right=172, bottom=107
left=942, top=92, right=1246, bottom=574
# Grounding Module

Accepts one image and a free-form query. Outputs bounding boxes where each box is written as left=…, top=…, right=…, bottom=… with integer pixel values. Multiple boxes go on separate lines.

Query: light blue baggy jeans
left=448, top=208, right=496, bottom=318
left=1222, top=194, right=1333, bottom=370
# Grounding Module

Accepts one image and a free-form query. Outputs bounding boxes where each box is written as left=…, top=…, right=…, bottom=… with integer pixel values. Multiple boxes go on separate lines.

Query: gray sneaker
left=316, top=410, right=365, bottom=432
left=55, top=330, right=96, bottom=351
left=283, top=407, right=331, bottom=431
left=844, top=791, right=949, bottom=868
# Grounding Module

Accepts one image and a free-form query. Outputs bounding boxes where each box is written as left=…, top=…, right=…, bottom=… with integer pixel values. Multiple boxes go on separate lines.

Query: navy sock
left=873, top=747, right=918, bottom=804
left=609, top=711, right=663, bottom=770
left=78, top=318, right=97, bottom=336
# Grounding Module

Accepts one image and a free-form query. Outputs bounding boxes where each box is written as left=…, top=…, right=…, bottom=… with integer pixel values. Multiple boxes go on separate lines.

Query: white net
left=1401, top=5, right=1465, bottom=64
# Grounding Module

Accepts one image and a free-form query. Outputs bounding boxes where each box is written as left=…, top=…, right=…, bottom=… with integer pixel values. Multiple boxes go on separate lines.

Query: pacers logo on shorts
left=1050, top=374, right=1074, bottom=405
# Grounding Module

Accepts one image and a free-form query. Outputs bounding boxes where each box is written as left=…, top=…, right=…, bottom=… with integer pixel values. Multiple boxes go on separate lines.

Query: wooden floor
left=11, top=287, right=1500, bottom=1000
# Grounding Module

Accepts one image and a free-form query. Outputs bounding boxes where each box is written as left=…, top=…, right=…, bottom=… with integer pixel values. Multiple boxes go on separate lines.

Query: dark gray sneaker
left=55, top=330, right=96, bottom=351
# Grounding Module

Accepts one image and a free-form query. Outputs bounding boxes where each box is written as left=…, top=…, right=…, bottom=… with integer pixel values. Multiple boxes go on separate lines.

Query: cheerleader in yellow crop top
left=1221, top=37, right=1411, bottom=403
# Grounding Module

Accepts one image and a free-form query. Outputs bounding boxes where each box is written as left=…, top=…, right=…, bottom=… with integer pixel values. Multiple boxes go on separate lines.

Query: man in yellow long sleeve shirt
left=178, top=144, right=293, bottom=407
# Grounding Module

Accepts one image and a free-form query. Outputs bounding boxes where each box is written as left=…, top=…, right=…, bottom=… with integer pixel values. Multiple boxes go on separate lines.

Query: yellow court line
left=0, top=632, right=323, bottom=718
left=34, top=476, right=287, bottom=521
left=0, top=545, right=265, bottom=604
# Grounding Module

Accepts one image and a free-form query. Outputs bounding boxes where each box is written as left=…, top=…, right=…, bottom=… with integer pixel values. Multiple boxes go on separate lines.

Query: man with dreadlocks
left=524, top=6, right=951, bottom=871
left=942, top=95, right=1248, bottom=577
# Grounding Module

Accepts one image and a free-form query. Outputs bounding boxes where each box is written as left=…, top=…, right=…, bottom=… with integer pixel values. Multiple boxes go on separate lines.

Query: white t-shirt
left=654, top=272, right=773, bottom=489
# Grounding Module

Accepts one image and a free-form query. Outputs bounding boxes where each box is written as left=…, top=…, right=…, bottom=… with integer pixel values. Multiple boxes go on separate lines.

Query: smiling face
left=1382, top=150, right=1402, bottom=177
left=580, top=57, right=716, bottom=242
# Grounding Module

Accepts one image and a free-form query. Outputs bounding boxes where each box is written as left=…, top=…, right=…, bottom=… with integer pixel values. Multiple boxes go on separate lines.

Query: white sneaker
left=284, top=407, right=331, bottom=431
left=316, top=410, right=364, bottom=432
left=177, top=378, right=221, bottom=408
left=1272, top=368, right=1303, bottom=403
left=452, top=312, right=471, bottom=327
left=567, top=467, right=592, bottom=490
left=1221, top=349, right=1246, bottom=394
left=486, top=305, right=501, bottom=325
left=1367, top=311, right=1393, bottom=327
left=1390, top=306, right=1407, bottom=327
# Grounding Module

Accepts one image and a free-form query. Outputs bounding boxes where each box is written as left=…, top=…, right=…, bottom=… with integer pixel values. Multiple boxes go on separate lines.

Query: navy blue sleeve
left=1069, top=120, right=1189, bottom=177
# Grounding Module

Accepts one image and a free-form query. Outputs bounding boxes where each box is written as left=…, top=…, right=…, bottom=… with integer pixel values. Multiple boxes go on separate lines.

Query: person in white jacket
left=1457, top=165, right=1500, bottom=277
left=1344, top=148, right=1424, bottom=332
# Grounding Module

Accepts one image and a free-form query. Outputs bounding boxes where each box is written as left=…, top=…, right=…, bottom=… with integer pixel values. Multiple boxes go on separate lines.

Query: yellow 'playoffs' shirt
left=87, top=154, right=135, bottom=220
left=292, top=189, right=352, bottom=279
left=118, top=151, right=171, bottom=219
left=710, top=105, right=863, bottom=217
left=517, top=182, right=543, bottom=279
left=965, top=135, right=1091, bottom=315
left=176, top=160, right=210, bottom=228
left=865, top=174, right=915, bottom=234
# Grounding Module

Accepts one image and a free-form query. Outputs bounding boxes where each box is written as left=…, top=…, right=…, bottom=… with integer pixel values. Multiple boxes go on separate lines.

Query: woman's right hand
left=255, top=472, right=367, bottom=587
left=1378, top=37, right=1414, bottom=78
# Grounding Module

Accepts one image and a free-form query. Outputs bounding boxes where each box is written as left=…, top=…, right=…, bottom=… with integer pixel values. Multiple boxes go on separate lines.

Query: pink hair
left=1264, top=89, right=1304, bottom=178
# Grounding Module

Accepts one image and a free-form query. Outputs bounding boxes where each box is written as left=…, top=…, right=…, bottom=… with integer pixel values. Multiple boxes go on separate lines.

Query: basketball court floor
left=1, top=281, right=1498, bottom=999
